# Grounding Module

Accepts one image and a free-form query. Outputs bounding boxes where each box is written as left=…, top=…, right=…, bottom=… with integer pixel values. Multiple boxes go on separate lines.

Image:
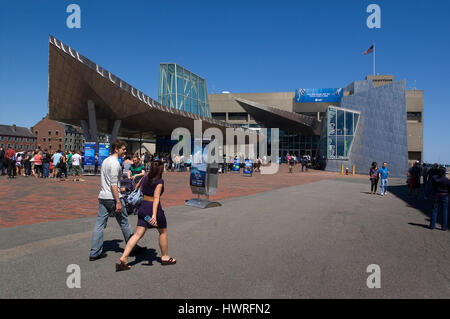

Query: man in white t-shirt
left=71, top=150, right=83, bottom=181
left=89, top=140, right=146, bottom=261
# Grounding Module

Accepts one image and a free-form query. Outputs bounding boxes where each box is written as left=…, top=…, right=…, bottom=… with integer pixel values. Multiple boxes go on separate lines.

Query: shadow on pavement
left=128, top=248, right=158, bottom=267
left=103, top=239, right=159, bottom=266
left=103, top=239, right=123, bottom=253
left=388, top=183, right=446, bottom=229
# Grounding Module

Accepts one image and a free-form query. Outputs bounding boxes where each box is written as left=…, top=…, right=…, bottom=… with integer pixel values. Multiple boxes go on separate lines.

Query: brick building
left=0, top=124, right=37, bottom=151
left=31, top=115, right=107, bottom=152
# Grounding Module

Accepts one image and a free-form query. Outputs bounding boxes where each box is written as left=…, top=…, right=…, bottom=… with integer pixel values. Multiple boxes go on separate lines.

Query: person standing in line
left=89, top=140, right=146, bottom=261
left=408, top=161, right=421, bottom=198
left=24, top=152, right=32, bottom=176
left=116, top=160, right=176, bottom=271
left=5, top=147, right=16, bottom=179
left=15, top=152, right=23, bottom=177
left=429, top=166, right=449, bottom=231
left=67, top=150, right=73, bottom=177
left=425, top=164, right=440, bottom=199
left=42, top=149, right=50, bottom=178
left=71, top=150, right=84, bottom=182
left=369, top=162, right=379, bottom=195
left=58, top=152, right=68, bottom=181
left=0, top=146, right=5, bottom=176
left=51, top=150, right=62, bottom=179
left=34, top=151, right=43, bottom=178
left=378, top=162, right=389, bottom=196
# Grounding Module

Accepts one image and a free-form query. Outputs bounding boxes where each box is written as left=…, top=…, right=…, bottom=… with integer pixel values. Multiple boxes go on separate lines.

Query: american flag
left=363, top=44, right=374, bottom=55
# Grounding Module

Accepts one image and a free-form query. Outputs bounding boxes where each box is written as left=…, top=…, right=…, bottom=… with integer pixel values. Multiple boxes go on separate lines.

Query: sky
left=0, top=0, right=449, bottom=163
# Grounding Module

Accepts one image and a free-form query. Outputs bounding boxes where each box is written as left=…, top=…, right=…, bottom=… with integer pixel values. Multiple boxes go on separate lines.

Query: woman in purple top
left=116, top=161, right=176, bottom=271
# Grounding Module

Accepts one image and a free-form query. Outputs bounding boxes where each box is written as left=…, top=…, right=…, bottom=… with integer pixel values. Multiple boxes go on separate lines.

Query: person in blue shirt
left=378, top=162, right=389, bottom=196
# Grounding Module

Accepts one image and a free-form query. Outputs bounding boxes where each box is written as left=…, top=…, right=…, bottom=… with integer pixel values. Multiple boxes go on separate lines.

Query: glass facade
left=279, top=132, right=320, bottom=160
left=326, top=106, right=360, bottom=160
left=158, top=63, right=211, bottom=117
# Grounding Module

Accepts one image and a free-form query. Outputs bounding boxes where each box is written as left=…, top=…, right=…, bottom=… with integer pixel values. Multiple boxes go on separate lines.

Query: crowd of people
left=368, top=161, right=449, bottom=231
left=0, top=146, right=85, bottom=181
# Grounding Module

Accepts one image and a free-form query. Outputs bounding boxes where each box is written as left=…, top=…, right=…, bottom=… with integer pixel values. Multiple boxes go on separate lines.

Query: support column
left=109, top=120, right=121, bottom=143
left=87, top=100, right=98, bottom=144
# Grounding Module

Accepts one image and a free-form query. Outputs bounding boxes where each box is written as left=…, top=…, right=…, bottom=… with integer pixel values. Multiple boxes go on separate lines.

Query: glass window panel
left=170, top=73, right=175, bottom=94
left=184, top=97, right=191, bottom=113
left=353, top=113, right=359, bottom=134
left=192, top=99, right=198, bottom=114
left=198, top=81, right=205, bottom=103
left=161, top=72, right=166, bottom=98
left=184, top=79, right=191, bottom=98
left=191, top=82, right=198, bottom=100
left=177, top=94, right=184, bottom=110
left=344, top=136, right=354, bottom=158
left=337, top=136, right=345, bottom=158
left=337, top=110, right=344, bottom=135
left=345, top=111, right=353, bottom=135
left=176, top=65, right=183, bottom=78
left=354, top=113, right=360, bottom=132
left=177, top=77, right=183, bottom=96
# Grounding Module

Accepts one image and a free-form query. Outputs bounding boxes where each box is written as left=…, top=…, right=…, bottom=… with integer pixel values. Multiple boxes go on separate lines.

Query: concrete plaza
left=0, top=167, right=449, bottom=298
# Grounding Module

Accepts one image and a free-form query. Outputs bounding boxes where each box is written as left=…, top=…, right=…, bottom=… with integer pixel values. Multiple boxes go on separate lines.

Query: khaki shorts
left=73, top=165, right=82, bottom=176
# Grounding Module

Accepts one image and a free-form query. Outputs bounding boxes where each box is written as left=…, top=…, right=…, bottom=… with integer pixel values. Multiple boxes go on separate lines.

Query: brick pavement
left=0, top=165, right=360, bottom=228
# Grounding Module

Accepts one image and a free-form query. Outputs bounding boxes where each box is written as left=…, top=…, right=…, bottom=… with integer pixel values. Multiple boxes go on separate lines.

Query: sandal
left=115, top=261, right=131, bottom=272
left=161, top=257, right=176, bottom=266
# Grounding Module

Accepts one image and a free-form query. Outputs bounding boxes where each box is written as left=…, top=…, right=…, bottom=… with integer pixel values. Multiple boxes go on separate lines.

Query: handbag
left=126, top=175, right=146, bottom=207
left=127, top=187, right=143, bottom=207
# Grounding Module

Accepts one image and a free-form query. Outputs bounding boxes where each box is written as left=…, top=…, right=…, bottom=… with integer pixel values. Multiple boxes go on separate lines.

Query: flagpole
left=373, top=43, right=376, bottom=75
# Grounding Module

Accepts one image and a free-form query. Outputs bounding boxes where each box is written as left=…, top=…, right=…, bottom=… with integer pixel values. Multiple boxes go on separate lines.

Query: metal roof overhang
left=48, top=35, right=239, bottom=140
left=234, top=97, right=321, bottom=135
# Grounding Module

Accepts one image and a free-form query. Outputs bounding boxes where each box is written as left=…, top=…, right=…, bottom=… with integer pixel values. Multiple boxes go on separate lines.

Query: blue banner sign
left=190, top=164, right=206, bottom=188
left=232, top=158, right=240, bottom=173
left=244, top=159, right=253, bottom=176
left=295, top=88, right=343, bottom=103
left=98, top=143, right=110, bottom=166
left=190, top=143, right=207, bottom=189
left=83, top=142, right=96, bottom=166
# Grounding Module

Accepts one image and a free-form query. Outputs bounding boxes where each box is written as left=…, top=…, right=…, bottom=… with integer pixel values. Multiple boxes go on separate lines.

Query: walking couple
left=88, top=140, right=176, bottom=271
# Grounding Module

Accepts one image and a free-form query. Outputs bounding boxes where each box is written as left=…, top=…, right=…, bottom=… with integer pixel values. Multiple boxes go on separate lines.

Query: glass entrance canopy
left=158, top=63, right=211, bottom=117
left=325, top=106, right=360, bottom=160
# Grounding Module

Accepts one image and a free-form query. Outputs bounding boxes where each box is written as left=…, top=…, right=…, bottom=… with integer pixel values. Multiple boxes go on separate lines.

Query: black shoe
left=442, top=228, right=448, bottom=231
left=130, top=245, right=147, bottom=256
left=89, top=252, right=108, bottom=261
